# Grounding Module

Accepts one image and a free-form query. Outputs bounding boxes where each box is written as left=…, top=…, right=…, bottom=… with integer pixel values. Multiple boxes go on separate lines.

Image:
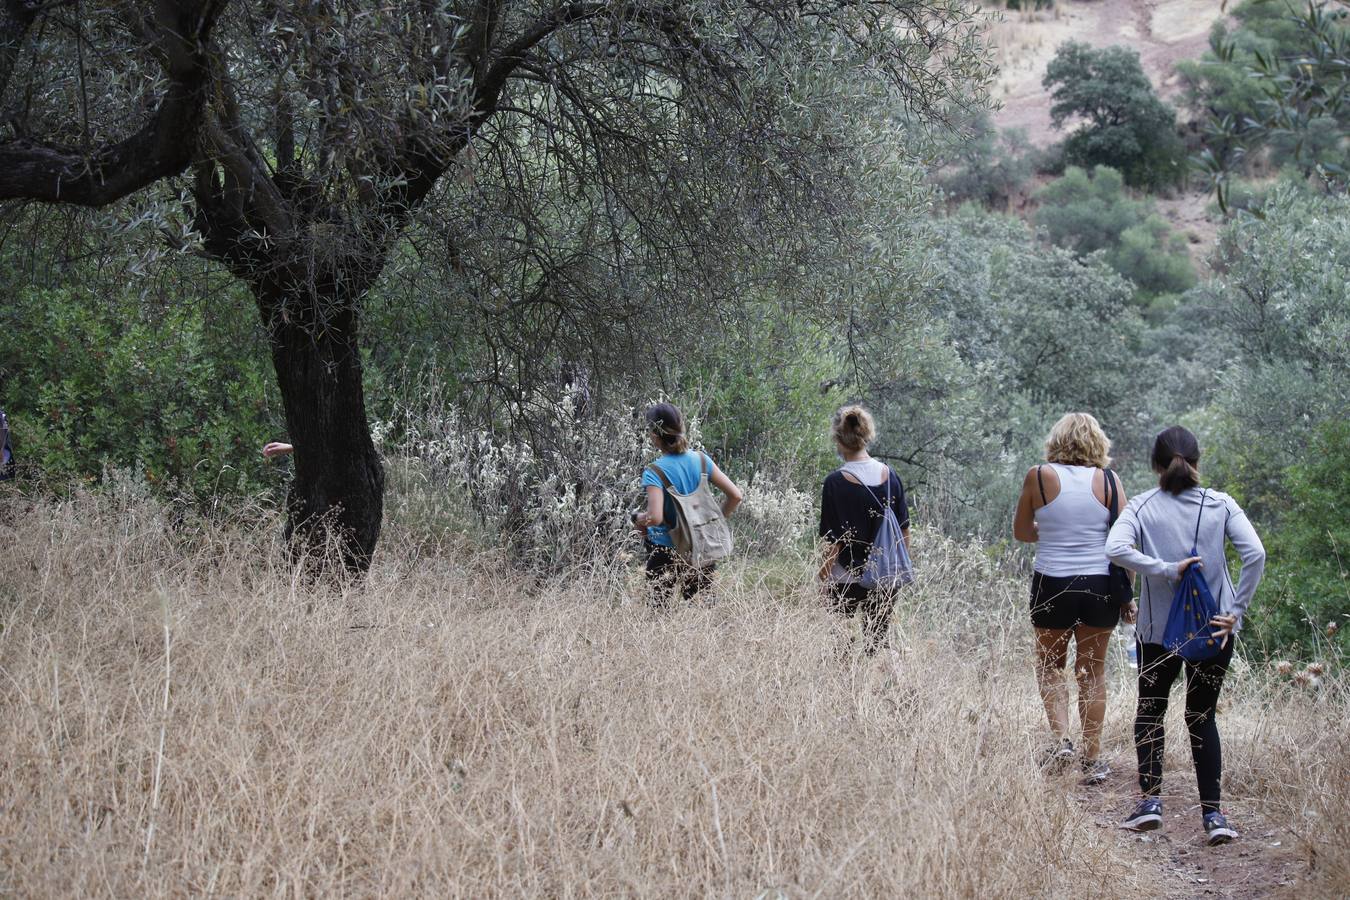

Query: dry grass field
left=1, top=491, right=1345, bottom=897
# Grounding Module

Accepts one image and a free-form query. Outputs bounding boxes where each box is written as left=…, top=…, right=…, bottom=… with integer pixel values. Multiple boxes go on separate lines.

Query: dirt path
left=1070, top=757, right=1309, bottom=898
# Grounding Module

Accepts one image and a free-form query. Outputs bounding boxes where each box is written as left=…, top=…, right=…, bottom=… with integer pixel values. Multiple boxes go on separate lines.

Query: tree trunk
left=260, top=283, right=384, bottom=571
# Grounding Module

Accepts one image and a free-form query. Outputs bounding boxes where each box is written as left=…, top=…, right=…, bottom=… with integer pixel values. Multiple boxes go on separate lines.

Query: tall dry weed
left=0, top=491, right=1344, bottom=896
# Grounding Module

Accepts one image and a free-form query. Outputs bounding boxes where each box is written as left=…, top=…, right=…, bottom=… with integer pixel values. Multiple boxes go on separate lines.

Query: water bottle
left=1122, top=623, right=1138, bottom=669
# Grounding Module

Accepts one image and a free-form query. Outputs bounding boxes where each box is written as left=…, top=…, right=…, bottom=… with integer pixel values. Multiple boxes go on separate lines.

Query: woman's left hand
left=1122, top=600, right=1138, bottom=625
left=1209, top=613, right=1238, bottom=648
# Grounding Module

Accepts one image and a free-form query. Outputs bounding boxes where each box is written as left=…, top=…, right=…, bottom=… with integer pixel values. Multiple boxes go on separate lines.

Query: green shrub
left=0, top=273, right=285, bottom=501
left=1246, top=420, right=1350, bottom=657
left=1035, top=165, right=1144, bottom=255
left=1034, top=165, right=1195, bottom=300
left=1109, top=215, right=1197, bottom=301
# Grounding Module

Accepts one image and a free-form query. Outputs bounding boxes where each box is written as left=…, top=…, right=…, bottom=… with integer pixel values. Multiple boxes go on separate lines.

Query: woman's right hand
left=1175, top=556, right=1202, bottom=578
left=262, top=441, right=294, bottom=459
left=1122, top=600, right=1138, bottom=625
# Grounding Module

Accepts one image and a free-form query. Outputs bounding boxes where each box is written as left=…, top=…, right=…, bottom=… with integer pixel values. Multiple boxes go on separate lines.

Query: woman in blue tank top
left=631, top=403, right=742, bottom=607
left=1013, top=412, right=1131, bottom=784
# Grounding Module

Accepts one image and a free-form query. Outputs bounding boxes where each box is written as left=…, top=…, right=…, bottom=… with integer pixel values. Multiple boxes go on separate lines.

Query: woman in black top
left=817, top=405, right=910, bottom=655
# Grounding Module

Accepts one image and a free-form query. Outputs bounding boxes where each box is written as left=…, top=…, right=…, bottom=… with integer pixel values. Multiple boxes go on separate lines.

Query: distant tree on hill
left=1043, top=42, right=1186, bottom=189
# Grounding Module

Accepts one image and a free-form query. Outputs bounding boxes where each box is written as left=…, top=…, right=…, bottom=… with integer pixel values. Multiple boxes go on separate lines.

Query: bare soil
left=1071, top=755, right=1311, bottom=898
left=988, top=0, right=1225, bottom=144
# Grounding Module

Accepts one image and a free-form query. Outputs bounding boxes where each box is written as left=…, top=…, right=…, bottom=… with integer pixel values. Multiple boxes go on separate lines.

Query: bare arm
left=634, top=484, right=665, bottom=529
left=818, top=540, right=841, bottom=583
left=710, top=462, right=743, bottom=518
left=1013, top=467, right=1040, bottom=543
left=262, top=442, right=294, bottom=459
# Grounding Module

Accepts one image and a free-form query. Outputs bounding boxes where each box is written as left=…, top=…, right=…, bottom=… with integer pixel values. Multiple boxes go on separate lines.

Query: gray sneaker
left=1080, top=758, right=1111, bottom=785
left=1204, top=811, right=1238, bottom=846
left=1122, top=796, right=1164, bottom=831
left=1039, top=738, right=1075, bottom=771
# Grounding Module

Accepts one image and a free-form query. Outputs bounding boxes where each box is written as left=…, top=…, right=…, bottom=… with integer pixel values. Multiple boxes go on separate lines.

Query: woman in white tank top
left=1013, top=413, right=1134, bottom=784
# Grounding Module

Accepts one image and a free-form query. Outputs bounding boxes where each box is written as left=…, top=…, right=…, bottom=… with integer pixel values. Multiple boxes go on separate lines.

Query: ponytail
left=645, top=402, right=689, bottom=453
left=1152, top=426, right=1201, bottom=495
left=1160, top=454, right=1200, bottom=494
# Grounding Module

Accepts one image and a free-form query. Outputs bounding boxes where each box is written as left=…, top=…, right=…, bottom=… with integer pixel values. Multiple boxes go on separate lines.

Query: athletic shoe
left=1122, top=796, right=1164, bottom=831
left=1204, top=811, right=1238, bottom=846
left=1039, top=738, right=1075, bottom=771
left=1080, top=758, right=1111, bottom=785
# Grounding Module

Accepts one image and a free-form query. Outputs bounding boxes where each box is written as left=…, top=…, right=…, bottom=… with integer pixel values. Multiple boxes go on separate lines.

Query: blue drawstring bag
left=1161, top=489, right=1225, bottom=662
left=857, top=471, right=915, bottom=591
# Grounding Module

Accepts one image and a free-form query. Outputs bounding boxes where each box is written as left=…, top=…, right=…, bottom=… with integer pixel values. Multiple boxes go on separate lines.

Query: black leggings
left=827, top=583, right=896, bottom=656
left=645, top=542, right=714, bottom=606
left=1135, top=639, right=1234, bottom=815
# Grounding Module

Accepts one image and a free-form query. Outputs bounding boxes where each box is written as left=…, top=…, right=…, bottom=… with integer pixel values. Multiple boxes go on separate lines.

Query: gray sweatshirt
left=1105, top=486, right=1266, bottom=645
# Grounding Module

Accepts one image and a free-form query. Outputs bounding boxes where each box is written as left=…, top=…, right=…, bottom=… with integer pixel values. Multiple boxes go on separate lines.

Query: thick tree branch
left=0, top=0, right=224, bottom=205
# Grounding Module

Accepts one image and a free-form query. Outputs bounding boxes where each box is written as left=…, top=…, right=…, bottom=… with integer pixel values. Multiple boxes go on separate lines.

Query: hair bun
left=832, top=405, right=876, bottom=452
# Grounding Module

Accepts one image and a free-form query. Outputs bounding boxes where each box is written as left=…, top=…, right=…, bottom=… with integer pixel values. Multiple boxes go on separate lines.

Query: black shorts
left=1029, top=572, right=1120, bottom=630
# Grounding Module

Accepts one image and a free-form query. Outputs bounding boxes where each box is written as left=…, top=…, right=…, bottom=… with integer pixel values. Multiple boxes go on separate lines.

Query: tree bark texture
left=259, top=283, right=384, bottom=571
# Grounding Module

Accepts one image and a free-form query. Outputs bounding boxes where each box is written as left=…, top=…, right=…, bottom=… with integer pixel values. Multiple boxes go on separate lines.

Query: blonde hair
left=1044, top=413, right=1112, bottom=468
left=831, top=404, right=876, bottom=453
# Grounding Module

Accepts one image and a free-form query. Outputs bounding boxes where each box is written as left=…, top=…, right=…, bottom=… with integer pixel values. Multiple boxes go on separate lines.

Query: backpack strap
left=855, top=465, right=894, bottom=513
left=1191, top=488, right=1209, bottom=553
left=701, top=452, right=711, bottom=480
left=1103, top=468, right=1119, bottom=525
left=646, top=462, right=674, bottom=491
left=1036, top=465, right=1047, bottom=505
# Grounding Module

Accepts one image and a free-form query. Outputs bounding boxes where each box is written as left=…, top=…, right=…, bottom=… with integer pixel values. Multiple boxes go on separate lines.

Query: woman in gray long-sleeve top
left=1105, top=426, right=1266, bottom=847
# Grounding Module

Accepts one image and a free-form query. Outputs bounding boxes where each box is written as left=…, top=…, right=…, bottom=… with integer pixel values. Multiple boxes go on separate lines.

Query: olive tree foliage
left=0, top=0, right=991, bottom=568
left=1195, top=185, right=1350, bottom=520
left=859, top=207, right=1146, bottom=534
left=1190, top=0, right=1349, bottom=209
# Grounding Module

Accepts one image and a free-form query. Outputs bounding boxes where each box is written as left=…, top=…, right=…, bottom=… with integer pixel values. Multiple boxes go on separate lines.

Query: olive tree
left=0, top=0, right=987, bottom=568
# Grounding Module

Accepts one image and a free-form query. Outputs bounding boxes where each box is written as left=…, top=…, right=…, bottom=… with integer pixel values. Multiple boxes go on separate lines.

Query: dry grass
left=0, top=491, right=1344, bottom=897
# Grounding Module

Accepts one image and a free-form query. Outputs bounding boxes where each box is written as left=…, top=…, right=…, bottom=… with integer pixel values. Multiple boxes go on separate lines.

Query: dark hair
left=645, top=402, right=689, bottom=453
left=1152, top=425, right=1201, bottom=494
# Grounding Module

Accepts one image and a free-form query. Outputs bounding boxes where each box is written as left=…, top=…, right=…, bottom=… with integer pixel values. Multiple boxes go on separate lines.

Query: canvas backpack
left=646, top=453, right=733, bottom=568
left=853, top=469, right=915, bottom=590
